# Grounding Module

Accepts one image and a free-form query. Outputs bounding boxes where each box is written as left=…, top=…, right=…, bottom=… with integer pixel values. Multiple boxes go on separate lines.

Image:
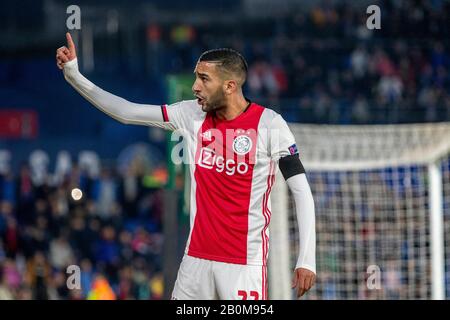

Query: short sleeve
left=269, top=115, right=298, bottom=161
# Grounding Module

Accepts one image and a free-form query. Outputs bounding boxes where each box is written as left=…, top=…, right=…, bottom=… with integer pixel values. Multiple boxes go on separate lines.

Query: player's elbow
left=112, top=114, right=131, bottom=125
left=107, top=106, right=134, bottom=124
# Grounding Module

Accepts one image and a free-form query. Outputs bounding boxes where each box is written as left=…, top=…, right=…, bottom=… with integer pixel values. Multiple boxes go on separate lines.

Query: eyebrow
left=194, top=71, right=210, bottom=78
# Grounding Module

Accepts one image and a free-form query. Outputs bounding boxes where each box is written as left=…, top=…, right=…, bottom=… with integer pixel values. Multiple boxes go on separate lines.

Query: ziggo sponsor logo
left=198, top=147, right=249, bottom=175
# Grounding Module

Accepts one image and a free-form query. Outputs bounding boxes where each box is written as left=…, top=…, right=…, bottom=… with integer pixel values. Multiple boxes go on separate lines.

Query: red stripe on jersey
left=260, top=161, right=275, bottom=300
left=261, top=161, right=275, bottom=267
left=262, top=167, right=276, bottom=300
left=187, top=103, right=265, bottom=265
left=261, top=191, right=268, bottom=297
left=265, top=168, right=275, bottom=256
left=261, top=193, right=268, bottom=266
left=261, top=192, right=268, bottom=297
left=161, top=104, right=169, bottom=122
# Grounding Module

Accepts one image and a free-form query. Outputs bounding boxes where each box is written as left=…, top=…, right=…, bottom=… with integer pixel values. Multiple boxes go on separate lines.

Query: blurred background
left=0, top=0, right=449, bottom=300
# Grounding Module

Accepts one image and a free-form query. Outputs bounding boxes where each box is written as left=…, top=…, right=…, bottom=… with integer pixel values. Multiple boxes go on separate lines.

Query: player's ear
left=224, top=80, right=237, bottom=95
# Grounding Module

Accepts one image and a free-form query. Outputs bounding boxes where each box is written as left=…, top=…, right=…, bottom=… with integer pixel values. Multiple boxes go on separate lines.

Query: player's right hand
left=56, top=32, right=77, bottom=70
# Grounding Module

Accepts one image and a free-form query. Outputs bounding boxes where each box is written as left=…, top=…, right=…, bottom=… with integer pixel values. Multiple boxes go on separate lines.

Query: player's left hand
left=292, top=268, right=316, bottom=298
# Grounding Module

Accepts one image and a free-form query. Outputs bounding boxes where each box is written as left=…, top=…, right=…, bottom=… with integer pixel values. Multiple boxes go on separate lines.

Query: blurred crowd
left=0, top=162, right=165, bottom=300
left=152, top=0, right=450, bottom=123
left=244, top=1, right=449, bottom=123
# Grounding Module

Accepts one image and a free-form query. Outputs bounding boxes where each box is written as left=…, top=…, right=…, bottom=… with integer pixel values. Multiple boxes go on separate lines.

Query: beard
left=201, top=89, right=226, bottom=113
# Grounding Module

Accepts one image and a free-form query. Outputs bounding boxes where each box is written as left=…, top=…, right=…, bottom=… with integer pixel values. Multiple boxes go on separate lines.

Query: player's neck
left=215, top=95, right=250, bottom=121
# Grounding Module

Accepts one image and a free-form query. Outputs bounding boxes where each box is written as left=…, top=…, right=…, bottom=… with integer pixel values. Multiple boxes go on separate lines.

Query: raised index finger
left=66, top=32, right=75, bottom=53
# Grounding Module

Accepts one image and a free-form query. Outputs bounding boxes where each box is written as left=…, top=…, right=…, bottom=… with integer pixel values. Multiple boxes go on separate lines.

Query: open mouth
left=196, top=96, right=205, bottom=105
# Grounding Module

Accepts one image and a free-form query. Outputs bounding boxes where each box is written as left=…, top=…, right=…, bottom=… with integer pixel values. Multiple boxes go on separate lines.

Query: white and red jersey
left=162, top=100, right=297, bottom=266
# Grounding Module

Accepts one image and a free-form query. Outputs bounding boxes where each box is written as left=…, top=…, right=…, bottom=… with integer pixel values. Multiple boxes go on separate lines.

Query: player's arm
left=279, top=155, right=316, bottom=298
left=56, top=33, right=175, bottom=130
left=270, top=114, right=316, bottom=299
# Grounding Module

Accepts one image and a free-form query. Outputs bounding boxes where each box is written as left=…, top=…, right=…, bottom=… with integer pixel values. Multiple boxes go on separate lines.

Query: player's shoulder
left=179, top=99, right=201, bottom=108
left=171, top=99, right=205, bottom=118
left=254, top=103, right=285, bottom=128
left=171, top=99, right=200, bottom=110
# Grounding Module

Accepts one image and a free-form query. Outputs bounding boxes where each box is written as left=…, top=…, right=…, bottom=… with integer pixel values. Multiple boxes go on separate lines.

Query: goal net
left=268, top=123, right=450, bottom=300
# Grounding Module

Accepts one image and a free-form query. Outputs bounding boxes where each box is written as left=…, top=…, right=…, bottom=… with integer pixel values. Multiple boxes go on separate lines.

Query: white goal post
left=269, top=122, right=450, bottom=300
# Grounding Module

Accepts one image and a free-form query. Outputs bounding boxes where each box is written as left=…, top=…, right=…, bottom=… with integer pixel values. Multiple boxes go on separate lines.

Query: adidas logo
left=202, top=130, right=212, bottom=141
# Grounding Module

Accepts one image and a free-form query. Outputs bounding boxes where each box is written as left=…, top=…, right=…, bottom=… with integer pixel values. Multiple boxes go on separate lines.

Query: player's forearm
left=286, top=173, right=316, bottom=274
left=63, top=58, right=165, bottom=127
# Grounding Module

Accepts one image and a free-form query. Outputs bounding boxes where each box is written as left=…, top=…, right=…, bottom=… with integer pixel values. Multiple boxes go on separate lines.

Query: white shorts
left=171, top=255, right=268, bottom=300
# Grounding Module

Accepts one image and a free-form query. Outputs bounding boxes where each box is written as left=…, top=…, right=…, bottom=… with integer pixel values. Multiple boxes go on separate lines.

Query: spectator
left=25, top=251, right=51, bottom=299
left=80, top=258, right=95, bottom=298
left=377, top=74, right=404, bottom=104
left=15, top=165, right=35, bottom=226
left=49, top=234, right=75, bottom=269
left=92, top=168, right=118, bottom=220
left=350, top=46, right=368, bottom=79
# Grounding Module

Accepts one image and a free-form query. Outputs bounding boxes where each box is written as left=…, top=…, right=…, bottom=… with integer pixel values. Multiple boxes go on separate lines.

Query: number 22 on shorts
left=237, top=290, right=259, bottom=300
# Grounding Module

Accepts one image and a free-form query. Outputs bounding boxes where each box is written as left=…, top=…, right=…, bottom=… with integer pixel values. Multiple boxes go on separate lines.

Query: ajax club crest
left=233, top=135, right=252, bottom=155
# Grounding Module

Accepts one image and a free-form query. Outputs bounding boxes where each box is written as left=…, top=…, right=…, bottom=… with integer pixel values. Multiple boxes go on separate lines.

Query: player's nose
left=192, top=79, right=201, bottom=94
